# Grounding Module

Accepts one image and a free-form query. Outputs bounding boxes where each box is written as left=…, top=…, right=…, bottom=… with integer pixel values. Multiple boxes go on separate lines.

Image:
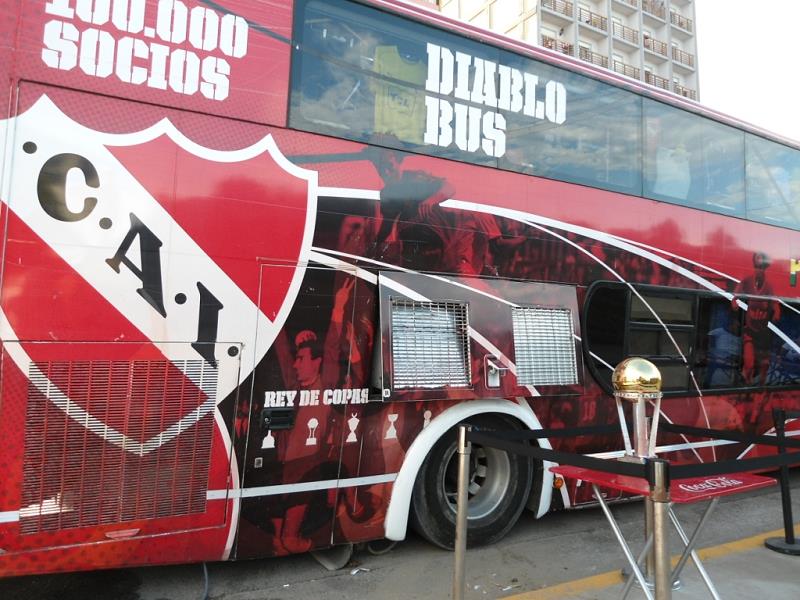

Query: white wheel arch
left=383, top=398, right=555, bottom=541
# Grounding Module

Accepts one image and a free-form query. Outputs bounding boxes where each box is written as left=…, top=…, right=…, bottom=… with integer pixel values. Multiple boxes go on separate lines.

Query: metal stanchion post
left=453, top=425, right=471, bottom=600
left=765, top=409, right=800, bottom=555
left=644, top=497, right=655, bottom=581
left=649, top=459, right=672, bottom=600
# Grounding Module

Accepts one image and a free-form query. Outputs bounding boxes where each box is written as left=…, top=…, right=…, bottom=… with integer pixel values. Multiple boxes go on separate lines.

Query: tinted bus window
left=768, top=304, right=800, bottom=386
left=695, top=299, right=742, bottom=389
left=290, top=0, right=641, bottom=194
left=628, top=328, right=692, bottom=356
left=496, top=54, right=641, bottom=195
left=588, top=284, right=800, bottom=393
left=644, top=99, right=745, bottom=216
left=746, top=134, right=800, bottom=228
left=290, top=0, right=497, bottom=166
left=291, top=0, right=800, bottom=231
left=585, top=285, right=627, bottom=387
left=630, top=293, right=693, bottom=324
left=627, top=291, right=694, bottom=392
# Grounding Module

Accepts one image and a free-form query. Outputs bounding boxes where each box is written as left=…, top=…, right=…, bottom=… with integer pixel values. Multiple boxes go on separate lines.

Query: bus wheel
left=410, top=415, right=533, bottom=549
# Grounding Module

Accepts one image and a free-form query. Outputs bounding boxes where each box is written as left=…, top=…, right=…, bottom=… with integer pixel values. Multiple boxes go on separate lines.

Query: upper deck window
left=746, top=134, right=800, bottom=228
left=290, top=0, right=641, bottom=194
left=289, top=0, right=800, bottom=232
left=643, top=99, right=745, bottom=217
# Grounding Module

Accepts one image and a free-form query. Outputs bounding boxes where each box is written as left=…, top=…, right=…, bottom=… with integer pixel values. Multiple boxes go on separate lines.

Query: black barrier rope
left=467, top=430, right=647, bottom=479
left=660, top=422, right=800, bottom=449
left=468, top=425, right=800, bottom=484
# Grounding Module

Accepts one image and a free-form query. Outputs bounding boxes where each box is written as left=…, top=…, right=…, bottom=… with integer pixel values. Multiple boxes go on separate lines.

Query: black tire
left=410, top=414, right=534, bottom=550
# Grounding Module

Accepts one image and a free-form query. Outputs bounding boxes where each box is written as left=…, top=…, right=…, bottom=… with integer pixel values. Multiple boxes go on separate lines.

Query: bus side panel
left=264, top=126, right=800, bottom=499
left=0, top=82, right=316, bottom=576
left=234, top=265, right=443, bottom=554
left=14, top=0, right=292, bottom=126
left=235, top=265, right=356, bottom=559
left=0, top=348, right=239, bottom=576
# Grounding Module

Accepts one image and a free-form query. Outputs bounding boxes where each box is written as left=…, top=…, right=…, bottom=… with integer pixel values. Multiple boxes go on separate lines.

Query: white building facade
left=418, top=0, right=699, bottom=100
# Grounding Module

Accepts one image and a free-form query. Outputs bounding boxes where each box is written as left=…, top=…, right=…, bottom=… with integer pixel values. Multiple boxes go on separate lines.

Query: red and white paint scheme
left=1, top=0, right=799, bottom=578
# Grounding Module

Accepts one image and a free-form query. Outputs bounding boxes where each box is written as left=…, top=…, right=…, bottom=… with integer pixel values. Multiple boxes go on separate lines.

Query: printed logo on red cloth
left=677, top=476, right=744, bottom=494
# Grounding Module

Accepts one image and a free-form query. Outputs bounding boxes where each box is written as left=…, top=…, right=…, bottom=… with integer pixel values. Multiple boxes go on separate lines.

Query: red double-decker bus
left=1, top=0, right=799, bottom=578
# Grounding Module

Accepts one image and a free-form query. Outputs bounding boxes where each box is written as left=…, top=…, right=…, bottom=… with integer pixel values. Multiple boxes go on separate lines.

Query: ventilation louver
left=512, top=306, right=578, bottom=386
left=21, top=360, right=217, bottom=534
left=391, top=299, right=471, bottom=389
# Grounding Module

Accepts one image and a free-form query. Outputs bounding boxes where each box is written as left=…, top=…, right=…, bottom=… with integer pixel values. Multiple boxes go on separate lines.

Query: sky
left=695, top=0, right=800, bottom=143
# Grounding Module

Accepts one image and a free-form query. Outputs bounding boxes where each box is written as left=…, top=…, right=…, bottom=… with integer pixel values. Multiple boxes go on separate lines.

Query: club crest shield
left=0, top=93, right=317, bottom=456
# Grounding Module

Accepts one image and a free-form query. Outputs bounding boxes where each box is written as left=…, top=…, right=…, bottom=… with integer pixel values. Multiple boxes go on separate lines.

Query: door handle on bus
left=485, top=355, right=508, bottom=388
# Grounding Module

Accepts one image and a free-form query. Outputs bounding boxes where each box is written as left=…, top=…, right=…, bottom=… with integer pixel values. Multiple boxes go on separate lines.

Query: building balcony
left=643, top=35, right=668, bottom=56
left=642, top=0, right=666, bottom=20
left=670, top=10, right=693, bottom=32
left=644, top=71, right=670, bottom=91
left=541, top=0, right=574, bottom=18
left=671, top=46, right=695, bottom=68
left=612, top=21, right=639, bottom=45
left=673, top=83, right=697, bottom=100
left=613, top=0, right=639, bottom=12
left=541, top=35, right=574, bottom=56
left=613, top=60, right=640, bottom=79
left=577, top=7, right=608, bottom=31
left=578, top=46, right=609, bottom=68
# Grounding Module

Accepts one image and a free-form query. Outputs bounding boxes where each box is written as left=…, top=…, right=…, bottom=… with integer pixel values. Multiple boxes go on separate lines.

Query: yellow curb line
left=504, top=524, right=800, bottom=600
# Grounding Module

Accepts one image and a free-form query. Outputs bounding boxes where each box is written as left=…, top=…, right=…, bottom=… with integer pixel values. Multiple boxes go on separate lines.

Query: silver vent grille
left=512, top=306, right=578, bottom=386
left=21, top=360, right=217, bottom=535
left=391, top=299, right=471, bottom=389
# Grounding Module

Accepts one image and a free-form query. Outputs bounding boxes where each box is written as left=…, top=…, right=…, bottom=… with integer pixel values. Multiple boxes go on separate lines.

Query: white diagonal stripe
left=206, top=473, right=398, bottom=500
